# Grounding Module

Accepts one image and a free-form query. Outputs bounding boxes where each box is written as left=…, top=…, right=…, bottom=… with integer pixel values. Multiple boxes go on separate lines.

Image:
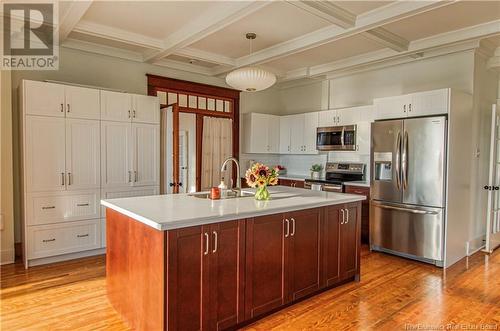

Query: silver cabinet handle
left=340, top=209, right=345, bottom=224
left=67, top=104, right=70, bottom=113
left=284, top=219, right=290, bottom=238
left=42, top=238, right=55, bottom=243
left=128, top=171, right=132, bottom=183
left=204, top=232, right=209, bottom=255
left=290, top=218, right=295, bottom=236
left=134, top=171, right=138, bottom=182
left=67, top=172, right=72, bottom=185
left=77, top=203, right=89, bottom=207
left=77, top=234, right=89, bottom=238
left=212, top=231, right=218, bottom=253
left=345, top=209, right=349, bottom=224
left=409, top=103, right=412, bottom=112
left=61, top=172, right=65, bottom=186
left=403, top=104, right=406, bottom=112
left=42, top=206, right=55, bottom=210
left=60, top=103, right=64, bottom=112
left=133, top=110, right=136, bottom=118
left=128, top=110, right=131, bottom=118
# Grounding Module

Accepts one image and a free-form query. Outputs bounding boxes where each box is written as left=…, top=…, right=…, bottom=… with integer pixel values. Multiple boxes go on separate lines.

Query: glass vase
left=255, top=185, right=270, bottom=201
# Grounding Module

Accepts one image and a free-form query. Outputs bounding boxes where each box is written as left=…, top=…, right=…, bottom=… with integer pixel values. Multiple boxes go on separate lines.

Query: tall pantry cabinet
left=20, top=80, right=160, bottom=268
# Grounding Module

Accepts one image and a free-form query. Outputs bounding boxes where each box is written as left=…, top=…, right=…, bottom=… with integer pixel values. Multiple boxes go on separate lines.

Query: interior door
left=100, top=121, right=132, bottom=187
left=26, top=116, right=66, bottom=192
left=485, top=104, right=500, bottom=253
left=133, top=94, right=160, bottom=124
left=402, top=116, right=446, bottom=207
left=24, top=80, right=65, bottom=117
left=100, top=90, right=132, bottom=122
left=132, top=123, right=159, bottom=187
left=64, top=86, right=100, bottom=120
left=371, top=120, right=403, bottom=203
left=66, top=119, right=100, bottom=190
left=287, top=208, right=320, bottom=301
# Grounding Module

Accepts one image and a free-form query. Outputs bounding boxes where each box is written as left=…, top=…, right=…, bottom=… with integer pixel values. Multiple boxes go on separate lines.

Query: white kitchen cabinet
left=101, top=121, right=133, bottom=188
left=284, top=113, right=318, bottom=155
left=133, top=94, right=160, bottom=124
left=26, top=116, right=66, bottom=192
left=242, top=113, right=279, bottom=154
left=24, top=80, right=65, bottom=117
left=65, top=119, right=100, bottom=190
left=318, top=109, right=336, bottom=127
left=289, top=114, right=304, bottom=154
left=100, top=90, right=132, bottom=122
left=133, top=123, right=160, bottom=186
left=279, top=116, right=292, bottom=153
left=64, top=85, right=100, bottom=120
left=374, top=89, right=450, bottom=120
left=304, top=112, right=319, bottom=153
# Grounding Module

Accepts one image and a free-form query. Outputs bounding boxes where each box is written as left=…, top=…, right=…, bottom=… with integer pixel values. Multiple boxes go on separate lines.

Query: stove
left=304, top=163, right=365, bottom=192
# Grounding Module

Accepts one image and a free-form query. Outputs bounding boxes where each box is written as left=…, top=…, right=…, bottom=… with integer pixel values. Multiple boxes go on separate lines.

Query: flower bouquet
left=245, top=162, right=279, bottom=200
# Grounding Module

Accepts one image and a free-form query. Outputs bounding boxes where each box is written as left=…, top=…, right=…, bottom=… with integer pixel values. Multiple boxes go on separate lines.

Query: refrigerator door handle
left=402, top=131, right=409, bottom=190
left=395, top=132, right=402, bottom=190
left=371, top=201, right=438, bottom=215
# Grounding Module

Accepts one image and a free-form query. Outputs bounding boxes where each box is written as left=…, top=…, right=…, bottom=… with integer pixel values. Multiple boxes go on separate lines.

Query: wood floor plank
left=1, top=247, right=498, bottom=330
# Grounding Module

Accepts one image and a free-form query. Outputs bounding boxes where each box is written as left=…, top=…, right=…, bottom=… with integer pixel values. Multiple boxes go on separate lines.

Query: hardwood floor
left=1, top=247, right=499, bottom=330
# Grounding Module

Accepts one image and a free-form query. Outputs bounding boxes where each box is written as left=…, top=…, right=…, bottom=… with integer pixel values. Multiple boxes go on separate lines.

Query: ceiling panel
left=66, top=31, right=148, bottom=53
left=331, top=1, right=394, bottom=15
left=81, top=1, right=218, bottom=40
left=263, top=34, right=384, bottom=72
left=189, top=1, right=331, bottom=58
left=384, top=1, right=500, bottom=41
left=165, top=55, right=218, bottom=68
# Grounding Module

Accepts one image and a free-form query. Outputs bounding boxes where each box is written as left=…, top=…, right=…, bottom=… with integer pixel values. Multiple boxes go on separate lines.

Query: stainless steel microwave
left=316, top=125, right=357, bottom=151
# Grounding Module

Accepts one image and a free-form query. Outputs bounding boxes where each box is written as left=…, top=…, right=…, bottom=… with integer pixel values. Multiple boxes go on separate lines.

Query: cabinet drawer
left=28, top=219, right=101, bottom=259
left=28, top=191, right=100, bottom=225
left=344, top=185, right=370, bottom=198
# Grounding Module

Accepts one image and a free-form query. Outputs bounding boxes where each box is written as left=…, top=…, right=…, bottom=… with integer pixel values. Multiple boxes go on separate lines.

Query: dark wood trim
left=172, top=104, right=180, bottom=194
left=178, top=106, right=232, bottom=119
left=15, top=242, right=22, bottom=261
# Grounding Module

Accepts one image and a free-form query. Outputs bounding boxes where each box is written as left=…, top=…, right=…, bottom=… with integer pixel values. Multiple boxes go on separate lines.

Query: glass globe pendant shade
left=225, top=67, right=277, bottom=92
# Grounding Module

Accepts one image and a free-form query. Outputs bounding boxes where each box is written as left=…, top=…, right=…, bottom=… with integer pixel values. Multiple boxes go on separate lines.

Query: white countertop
left=279, top=174, right=308, bottom=181
left=344, top=181, right=371, bottom=188
left=101, top=186, right=365, bottom=231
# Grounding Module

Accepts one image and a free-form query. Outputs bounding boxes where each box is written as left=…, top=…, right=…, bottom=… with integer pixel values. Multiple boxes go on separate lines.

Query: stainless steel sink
left=189, top=190, right=254, bottom=199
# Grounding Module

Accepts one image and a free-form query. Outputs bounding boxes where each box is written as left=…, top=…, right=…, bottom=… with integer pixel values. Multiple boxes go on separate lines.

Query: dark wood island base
left=106, top=202, right=361, bottom=331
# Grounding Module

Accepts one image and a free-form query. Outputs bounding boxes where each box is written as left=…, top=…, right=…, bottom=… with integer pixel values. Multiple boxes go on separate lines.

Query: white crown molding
left=58, top=1, right=93, bottom=42
left=363, top=27, right=409, bottom=52
left=73, top=20, right=164, bottom=50
left=174, top=47, right=236, bottom=67
left=144, top=1, right=272, bottom=63
left=211, top=0, right=455, bottom=76
left=62, top=38, right=144, bottom=62
left=286, top=1, right=355, bottom=28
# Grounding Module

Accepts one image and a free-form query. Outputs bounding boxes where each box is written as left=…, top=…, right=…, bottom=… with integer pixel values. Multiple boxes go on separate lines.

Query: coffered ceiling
left=58, top=0, right=500, bottom=83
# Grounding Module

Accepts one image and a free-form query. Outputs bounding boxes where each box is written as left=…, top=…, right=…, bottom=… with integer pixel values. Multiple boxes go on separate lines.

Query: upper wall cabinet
left=101, top=91, right=160, bottom=124
left=281, top=112, right=318, bottom=155
left=374, top=89, right=449, bottom=120
left=242, top=113, right=279, bottom=154
left=318, top=105, right=373, bottom=127
left=23, top=80, right=99, bottom=120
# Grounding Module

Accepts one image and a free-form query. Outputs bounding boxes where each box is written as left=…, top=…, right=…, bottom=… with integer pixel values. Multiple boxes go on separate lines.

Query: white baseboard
left=467, top=235, right=486, bottom=256
left=27, top=248, right=106, bottom=267
left=0, top=249, right=15, bottom=265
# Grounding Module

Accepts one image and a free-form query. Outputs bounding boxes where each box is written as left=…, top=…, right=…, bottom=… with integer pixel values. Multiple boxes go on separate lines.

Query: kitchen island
left=101, top=186, right=365, bottom=331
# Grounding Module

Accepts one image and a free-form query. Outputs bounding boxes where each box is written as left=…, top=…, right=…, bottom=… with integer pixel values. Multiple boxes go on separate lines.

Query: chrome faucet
left=221, top=157, right=241, bottom=194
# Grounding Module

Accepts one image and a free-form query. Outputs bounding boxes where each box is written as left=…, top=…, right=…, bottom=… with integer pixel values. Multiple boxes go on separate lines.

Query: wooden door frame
left=147, top=74, right=240, bottom=192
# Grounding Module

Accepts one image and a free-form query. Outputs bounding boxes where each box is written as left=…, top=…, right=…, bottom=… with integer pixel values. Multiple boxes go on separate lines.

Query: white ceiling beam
left=144, top=1, right=272, bottom=63
left=58, top=1, right=93, bottom=42
left=213, top=0, right=456, bottom=75
left=362, top=28, right=409, bottom=52
left=173, top=47, right=236, bottom=67
left=286, top=1, right=355, bottom=28
left=154, top=59, right=215, bottom=76
left=73, top=20, right=164, bottom=50
left=308, top=19, right=500, bottom=77
left=62, top=38, right=144, bottom=62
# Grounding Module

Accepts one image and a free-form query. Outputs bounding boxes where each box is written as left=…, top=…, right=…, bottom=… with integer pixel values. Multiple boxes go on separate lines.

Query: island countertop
left=101, top=186, right=365, bottom=231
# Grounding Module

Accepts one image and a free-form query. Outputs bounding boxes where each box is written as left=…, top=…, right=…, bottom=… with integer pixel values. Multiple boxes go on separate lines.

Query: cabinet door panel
left=133, top=95, right=160, bottom=124
left=268, top=115, right=280, bottom=153
left=410, top=89, right=449, bottom=117
left=26, top=116, right=66, bottom=192
left=65, top=86, right=100, bottom=120
left=245, top=214, right=286, bottom=319
left=323, top=206, right=341, bottom=286
left=374, top=95, right=411, bottom=120
left=303, top=112, right=319, bottom=154
left=340, top=204, right=359, bottom=279
left=288, top=208, right=320, bottom=301
left=289, top=114, right=304, bottom=154
left=210, top=220, right=245, bottom=331
left=318, top=109, right=336, bottom=127
left=133, top=124, right=159, bottom=186
left=24, top=81, right=65, bottom=117
left=101, top=122, right=132, bottom=187
left=279, top=116, right=291, bottom=154
left=100, top=91, right=132, bottom=122
left=167, top=225, right=210, bottom=331
left=66, top=119, right=100, bottom=190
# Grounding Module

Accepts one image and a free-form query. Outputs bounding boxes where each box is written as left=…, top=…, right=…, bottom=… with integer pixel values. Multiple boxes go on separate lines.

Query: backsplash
left=328, top=152, right=371, bottom=181
left=279, top=154, right=328, bottom=176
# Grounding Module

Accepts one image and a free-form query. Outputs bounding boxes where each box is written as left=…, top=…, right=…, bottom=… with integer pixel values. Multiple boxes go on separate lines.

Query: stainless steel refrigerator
left=370, top=116, right=447, bottom=265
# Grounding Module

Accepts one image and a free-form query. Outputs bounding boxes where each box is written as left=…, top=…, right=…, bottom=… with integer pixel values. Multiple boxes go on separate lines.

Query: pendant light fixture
left=225, top=33, right=277, bottom=92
